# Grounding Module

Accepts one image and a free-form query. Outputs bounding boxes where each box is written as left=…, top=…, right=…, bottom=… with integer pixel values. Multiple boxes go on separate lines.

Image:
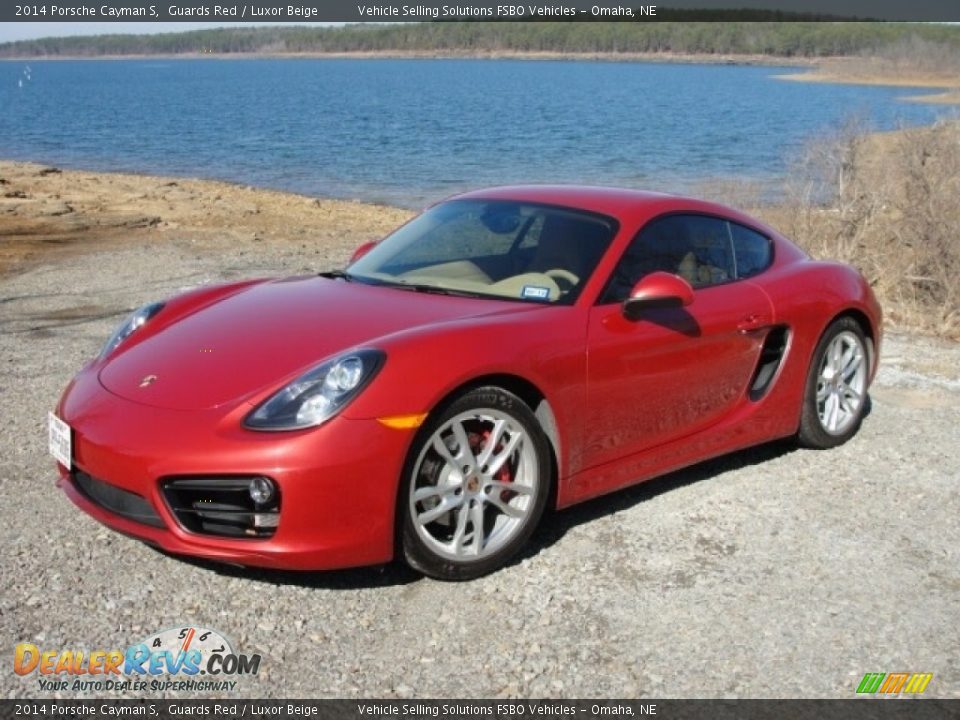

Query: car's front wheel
left=400, top=387, right=550, bottom=581
left=798, top=316, right=870, bottom=448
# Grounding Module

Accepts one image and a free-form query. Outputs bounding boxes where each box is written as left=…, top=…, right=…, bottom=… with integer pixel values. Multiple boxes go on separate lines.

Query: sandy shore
left=775, top=59, right=960, bottom=104
left=0, top=160, right=412, bottom=277
left=900, top=90, right=960, bottom=105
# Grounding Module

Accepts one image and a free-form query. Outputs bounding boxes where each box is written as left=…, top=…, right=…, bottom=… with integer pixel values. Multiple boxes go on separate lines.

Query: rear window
left=731, top=223, right=773, bottom=279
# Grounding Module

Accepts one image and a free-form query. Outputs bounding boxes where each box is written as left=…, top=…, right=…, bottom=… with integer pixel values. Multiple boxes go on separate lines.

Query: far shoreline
left=0, top=49, right=811, bottom=66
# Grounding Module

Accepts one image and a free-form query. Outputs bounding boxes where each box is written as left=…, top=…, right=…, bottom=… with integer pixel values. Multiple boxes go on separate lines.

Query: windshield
left=347, top=199, right=618, bottom=304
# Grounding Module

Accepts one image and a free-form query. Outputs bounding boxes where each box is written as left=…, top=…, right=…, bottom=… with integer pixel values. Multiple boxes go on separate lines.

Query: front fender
left=342, top=306, right=590, bottom=478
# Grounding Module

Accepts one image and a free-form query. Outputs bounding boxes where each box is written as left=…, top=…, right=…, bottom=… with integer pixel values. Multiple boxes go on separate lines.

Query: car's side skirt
left=559, top=404, right=796, bottom=508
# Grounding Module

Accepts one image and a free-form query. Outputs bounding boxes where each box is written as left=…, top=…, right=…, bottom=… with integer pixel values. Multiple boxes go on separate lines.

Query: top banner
left=4, top=0, right=960, bottom=23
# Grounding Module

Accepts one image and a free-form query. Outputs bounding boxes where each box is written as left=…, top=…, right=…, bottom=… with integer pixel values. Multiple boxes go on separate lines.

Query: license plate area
left=48, top=412, right=72, bottom=469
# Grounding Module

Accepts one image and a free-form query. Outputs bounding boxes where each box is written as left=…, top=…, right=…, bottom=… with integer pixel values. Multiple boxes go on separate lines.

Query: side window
left=682, top=215, right=735, bottom=286
left=602, top=214, right=734, bottom=303
left=730, top=223, right=772, bottom=279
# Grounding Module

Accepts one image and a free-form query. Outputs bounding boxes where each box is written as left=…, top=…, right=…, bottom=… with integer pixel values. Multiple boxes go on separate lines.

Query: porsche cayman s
left=50, top=186, right=881, bottom=580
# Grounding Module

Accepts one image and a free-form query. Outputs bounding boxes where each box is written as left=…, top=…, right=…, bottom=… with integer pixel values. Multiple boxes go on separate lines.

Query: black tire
left=399, top=386, right=550, bottom=581
left=798, top=316, right=870, bottom=449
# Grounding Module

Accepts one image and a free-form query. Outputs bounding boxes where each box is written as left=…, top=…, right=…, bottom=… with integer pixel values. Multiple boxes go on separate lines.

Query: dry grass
left=776, top=37, right=960, bottom=102
left=848, top=36, right=960, bottom=80
left=770, top=119, right=960, bottom=338
left=698, top=118, right=960, bottom=338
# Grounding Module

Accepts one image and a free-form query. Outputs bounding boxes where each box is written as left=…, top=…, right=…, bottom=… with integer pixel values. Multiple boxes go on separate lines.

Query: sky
left=0, top=22, right=339, bottom=43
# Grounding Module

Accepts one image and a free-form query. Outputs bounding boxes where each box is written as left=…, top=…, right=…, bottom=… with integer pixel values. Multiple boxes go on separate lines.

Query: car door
left=580, top=213, right=773, bottom=470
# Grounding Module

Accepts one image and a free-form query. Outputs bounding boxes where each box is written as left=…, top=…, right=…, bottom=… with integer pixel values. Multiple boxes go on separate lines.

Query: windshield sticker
left=521, top=285, right=551, bottom=300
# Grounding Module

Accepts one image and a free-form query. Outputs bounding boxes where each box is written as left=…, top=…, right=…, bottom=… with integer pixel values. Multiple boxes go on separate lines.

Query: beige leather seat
left=676, top=252, right=699, bottom=285
left=401, top=260, right=492, bottom=284
left=676, top=250, right=729, bottom=286
left=488, top=273, right=561, bottom=301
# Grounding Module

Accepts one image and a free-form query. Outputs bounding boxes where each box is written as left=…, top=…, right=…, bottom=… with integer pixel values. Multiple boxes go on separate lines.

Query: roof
left=451, top=184, right=780, bottom=237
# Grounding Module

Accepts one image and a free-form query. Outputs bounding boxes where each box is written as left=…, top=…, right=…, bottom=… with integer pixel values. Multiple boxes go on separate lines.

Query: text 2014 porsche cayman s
left=50, top=186, right=881, bottom=580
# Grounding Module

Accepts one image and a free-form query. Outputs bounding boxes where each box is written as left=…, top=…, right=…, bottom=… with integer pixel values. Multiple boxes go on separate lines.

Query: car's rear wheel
left=400, top=386, right=550, bottom=581
left=798, top=316, right=869, bottom=448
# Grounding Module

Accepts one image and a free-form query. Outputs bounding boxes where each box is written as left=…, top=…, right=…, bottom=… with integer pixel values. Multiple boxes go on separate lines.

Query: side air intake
left=749, top=326, right=790, bottom=401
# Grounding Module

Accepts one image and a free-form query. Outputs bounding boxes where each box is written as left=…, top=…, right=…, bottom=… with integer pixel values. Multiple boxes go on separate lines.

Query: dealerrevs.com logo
left=14, top=627, right=261, bottom=693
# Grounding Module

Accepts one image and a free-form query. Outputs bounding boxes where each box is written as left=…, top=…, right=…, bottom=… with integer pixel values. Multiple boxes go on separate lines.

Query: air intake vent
left=73, top=471, right=165, bottom=528
left=162, top=477, right=280, bottom=539
left=749, top=326, right=790, bottom=401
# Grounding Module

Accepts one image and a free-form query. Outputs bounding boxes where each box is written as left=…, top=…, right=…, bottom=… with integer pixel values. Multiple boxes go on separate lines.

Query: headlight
left=100, top=301, right=164, bottom=359
left=245, top=349, right=385, bottom=431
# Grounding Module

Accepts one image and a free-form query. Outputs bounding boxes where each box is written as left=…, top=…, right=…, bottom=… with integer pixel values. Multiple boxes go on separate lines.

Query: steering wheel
left=544, top=268, right=579, bottom=290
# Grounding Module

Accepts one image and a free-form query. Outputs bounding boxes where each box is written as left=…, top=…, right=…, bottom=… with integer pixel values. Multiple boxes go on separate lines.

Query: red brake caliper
left=475, top=429, right=515, bottom=502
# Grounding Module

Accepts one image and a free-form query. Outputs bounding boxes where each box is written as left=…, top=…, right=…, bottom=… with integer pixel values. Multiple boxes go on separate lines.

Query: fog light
left=253, top=513, right=280, bottom=529
left=248, top=476, right=276, bottom=505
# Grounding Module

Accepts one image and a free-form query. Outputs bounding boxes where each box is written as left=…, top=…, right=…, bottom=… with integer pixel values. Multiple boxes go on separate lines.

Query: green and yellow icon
left=857, top=672, right=933, bottom=695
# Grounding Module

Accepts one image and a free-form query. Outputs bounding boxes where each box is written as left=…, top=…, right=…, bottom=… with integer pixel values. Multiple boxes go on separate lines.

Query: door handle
left=737, top=313, right=772, bottom=333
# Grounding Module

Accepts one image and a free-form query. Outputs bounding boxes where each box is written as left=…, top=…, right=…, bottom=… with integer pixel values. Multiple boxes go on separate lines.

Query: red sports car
left=50, top=186, right=881, bottom=580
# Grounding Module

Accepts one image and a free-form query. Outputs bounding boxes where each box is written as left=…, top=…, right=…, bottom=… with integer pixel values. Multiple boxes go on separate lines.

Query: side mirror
left=349, top=240, right=377, bottom=264
left=623, top=271, right=694, bottom=320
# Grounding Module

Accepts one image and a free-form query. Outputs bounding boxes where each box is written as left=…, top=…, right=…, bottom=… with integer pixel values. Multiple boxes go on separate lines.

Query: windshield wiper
left=318, top=270, right=354, bottom=282
left=385, top=281, right=481, bottom=298
left=321, top=272, right=480, bottom=298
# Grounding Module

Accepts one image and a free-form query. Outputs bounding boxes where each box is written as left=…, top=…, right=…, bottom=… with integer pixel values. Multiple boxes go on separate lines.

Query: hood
left=98, top=277, right=534, bottom=410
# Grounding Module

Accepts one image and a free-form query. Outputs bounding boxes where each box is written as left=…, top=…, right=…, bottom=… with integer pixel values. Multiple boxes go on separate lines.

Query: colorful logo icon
left=14, top=626, right=260, bottom=693
left=857, top=672, right=933, bottom=695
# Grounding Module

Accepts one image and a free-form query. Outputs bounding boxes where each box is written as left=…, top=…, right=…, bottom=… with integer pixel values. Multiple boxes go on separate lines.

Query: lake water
left=0, top=58, right=954, bottom=207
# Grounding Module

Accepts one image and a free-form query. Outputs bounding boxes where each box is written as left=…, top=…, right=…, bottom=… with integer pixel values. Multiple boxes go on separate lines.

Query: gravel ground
left=2, top=233, right=959, bottom=700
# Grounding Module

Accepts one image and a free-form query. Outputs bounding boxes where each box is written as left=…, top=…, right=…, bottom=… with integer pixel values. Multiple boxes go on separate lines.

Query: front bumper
left=55, top=368, right=414, bottom=571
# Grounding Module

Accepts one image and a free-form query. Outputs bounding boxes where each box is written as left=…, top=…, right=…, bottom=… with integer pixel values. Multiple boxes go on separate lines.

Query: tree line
left=1, top=22, right=959, bottom=59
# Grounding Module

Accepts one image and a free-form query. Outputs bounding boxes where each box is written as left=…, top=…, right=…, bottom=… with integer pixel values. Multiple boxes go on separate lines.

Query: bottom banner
left=1, top=700, right=958, bottom=720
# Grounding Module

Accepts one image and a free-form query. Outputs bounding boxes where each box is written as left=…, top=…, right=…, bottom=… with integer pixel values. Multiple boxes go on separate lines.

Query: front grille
left=161, top=477, right=280, bottom=539
left=73, top=471, right=165, bottom=528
